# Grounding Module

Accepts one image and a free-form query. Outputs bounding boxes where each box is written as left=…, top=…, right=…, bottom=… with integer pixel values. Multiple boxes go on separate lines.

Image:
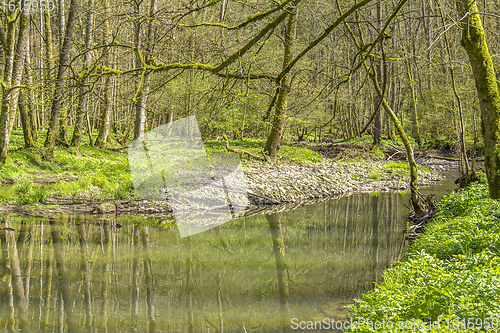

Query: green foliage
left=371, top=145, right=385, bottom=159
left=204, top=139, right=323, bottom=163
left=279, top=143, right=323, bottom=163
left=14, top=181, right=47, bottom=205
left=368, top=172, right=381, bottom=179
left=348, top=180, right=500, bottom=332
left=0, top=130, right=134, bottom=203
left=382, top=161, right=429, bottom=173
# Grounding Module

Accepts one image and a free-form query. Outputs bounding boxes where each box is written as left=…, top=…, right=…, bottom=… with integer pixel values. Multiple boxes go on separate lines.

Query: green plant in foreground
left=347, top=180, right=500, bottom=332
left=369, top=172, right=381, bottom=180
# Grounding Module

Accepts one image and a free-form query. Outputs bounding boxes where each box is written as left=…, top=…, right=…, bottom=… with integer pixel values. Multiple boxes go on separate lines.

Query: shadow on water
left=0, top=176, right=456, bottom=332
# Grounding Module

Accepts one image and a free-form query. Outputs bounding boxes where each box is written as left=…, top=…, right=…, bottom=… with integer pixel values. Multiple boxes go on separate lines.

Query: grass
left=347, top=178, right=500, bottom=332
left=204, top=138, right=323, bottom=163
left=369, top=172, right=381, bottom=180
left=0, top=128, right=135, bottom=204
left=0, top=131, right=323, bottom=205
left=382, top=161, right=429, bottom=173
left=371, top=145, right=385, bottom=159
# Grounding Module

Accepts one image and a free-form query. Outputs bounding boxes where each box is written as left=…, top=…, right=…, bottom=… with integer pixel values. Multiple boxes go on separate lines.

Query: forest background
left=0, top=0, right=499, bottom=198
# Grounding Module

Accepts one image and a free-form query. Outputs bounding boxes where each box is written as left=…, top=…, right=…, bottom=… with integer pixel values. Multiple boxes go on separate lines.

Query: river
left=0, top=174, right=457, bottom=332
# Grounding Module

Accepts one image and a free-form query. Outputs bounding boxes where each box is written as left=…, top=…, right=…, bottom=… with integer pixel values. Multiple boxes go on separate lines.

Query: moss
left=458, top=1, right=500, bottom=198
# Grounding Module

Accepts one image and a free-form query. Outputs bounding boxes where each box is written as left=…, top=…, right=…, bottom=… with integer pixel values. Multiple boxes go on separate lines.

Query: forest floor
left=0, top=132, right=471, bottom=216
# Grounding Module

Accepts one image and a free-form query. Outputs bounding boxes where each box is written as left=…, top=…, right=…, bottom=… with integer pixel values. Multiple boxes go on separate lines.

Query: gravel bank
left=244, top=159, right=447, bottom=205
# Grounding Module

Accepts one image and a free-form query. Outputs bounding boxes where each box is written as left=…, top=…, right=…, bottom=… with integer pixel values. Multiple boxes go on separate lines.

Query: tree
left=71, top=0, right=95, bottom=148
left=264, top=4, right=298, bottom=158
left=372, top=0, right=382, bottom=146
left=132, top=0, right=158, bottom=142
left=95, top=0, right=114, bottom=148
left=456, top=0, right=500, bottom=198
left=343, top=0, right=426, bottom=215
left=0, top=6, right=31, bottom=164
left=44, top=0, right=78, bottom=156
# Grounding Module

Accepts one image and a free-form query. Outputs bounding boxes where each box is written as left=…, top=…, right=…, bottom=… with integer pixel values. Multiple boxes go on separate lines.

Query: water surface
left=0, top=176, right=455, bottom=332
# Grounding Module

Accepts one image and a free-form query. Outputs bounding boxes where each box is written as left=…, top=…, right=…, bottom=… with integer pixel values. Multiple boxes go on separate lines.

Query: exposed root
left=405, top=192, right=438, bottom=244
left=455, top=171, right=480, bottom=190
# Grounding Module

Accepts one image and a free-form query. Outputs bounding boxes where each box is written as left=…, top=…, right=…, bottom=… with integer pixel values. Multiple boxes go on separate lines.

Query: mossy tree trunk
left=372, top=1, right=382, bottom=147
left=367, top=62, right=425, bottom=215
left=71, top=0, right=94, bottom=148
left=0, top=6, right=31, bottom=164
left=133, top=0, right=157, bottom=141
left=406, top=59, right=421, bottom=146
left=24, top=36, right=38, bottom=144
left=456, top=0, right=500, bottom=198
left=40, top=7, right=55, bottom=133
left=44, top=0, right=78, bottom=156
left=342, top=0, right=424, bottom=215
left=264, top=4, right=298, bottom=158
left=19, top=91, right=35, bottom=148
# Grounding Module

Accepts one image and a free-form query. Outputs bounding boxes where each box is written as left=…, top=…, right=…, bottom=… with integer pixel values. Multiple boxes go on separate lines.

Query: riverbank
left=0, top=138, right=455, bottom=215
left=347, top=179, right=500, bottom=332
left=0, top=157, right=447, bottom=216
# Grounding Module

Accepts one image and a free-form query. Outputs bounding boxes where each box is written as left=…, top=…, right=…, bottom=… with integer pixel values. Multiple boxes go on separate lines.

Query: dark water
left=0, top=176, right=456, bottom=332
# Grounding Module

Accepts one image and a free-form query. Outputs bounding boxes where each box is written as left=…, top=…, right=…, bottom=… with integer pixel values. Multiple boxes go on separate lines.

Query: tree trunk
left=342, top=1, right=424, bottom=215
left=44, top=0, right=78, bottom=155
left=133, top=0, right=157, bottom=141
left=19, top=91, right=35, bottom=148
left=58, top=0, right=66, bottom=51
left=372, top=1, right=382, bottom=146
left=264, top=4, right=298, bottom=158
left=71, top=0, right=94, bottom=147
left=0, top=7, right=31, bottom=164
left=456, top=0, right=500, bottom=198
left=95, top=0, right=113, bottom=148
left=24, top=36, right=38, bottom=143
left=377, top=78, right=424, bottom=216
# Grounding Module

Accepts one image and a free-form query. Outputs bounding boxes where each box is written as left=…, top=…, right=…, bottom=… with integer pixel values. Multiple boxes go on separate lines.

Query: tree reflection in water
left=0, top=190, right=410, bottom=332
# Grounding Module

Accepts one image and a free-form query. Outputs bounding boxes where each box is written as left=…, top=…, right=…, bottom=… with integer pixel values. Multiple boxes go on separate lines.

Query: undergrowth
left=204, top=138, right=323, bottom=163
left=347, top=179, right=500, bottom=332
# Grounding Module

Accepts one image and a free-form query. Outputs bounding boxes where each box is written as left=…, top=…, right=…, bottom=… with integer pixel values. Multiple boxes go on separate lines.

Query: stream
left=0, top=173, right=457, bottom=332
